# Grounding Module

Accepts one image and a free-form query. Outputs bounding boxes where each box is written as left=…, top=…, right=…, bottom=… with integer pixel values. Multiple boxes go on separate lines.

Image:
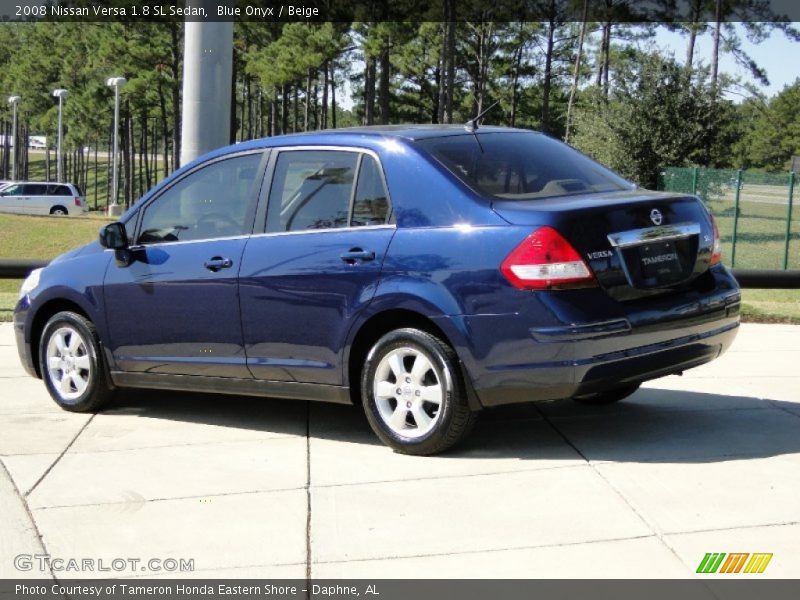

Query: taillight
left=709, top=214, right=722, bottom=266
left=74, top=197, right=81, bottom=206
left=501, top=226, right=596, bottom=290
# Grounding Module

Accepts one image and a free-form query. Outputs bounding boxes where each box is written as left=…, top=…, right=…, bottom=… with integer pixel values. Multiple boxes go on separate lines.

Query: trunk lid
left=492, top=190, right=717, bottom=301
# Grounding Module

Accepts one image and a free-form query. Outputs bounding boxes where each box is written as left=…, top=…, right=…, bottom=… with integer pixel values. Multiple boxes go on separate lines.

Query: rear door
left=21, top=183, right=49, bottom=215
left=103, top=150, right=267, bottom=377
left=239, top=148, right=395, bottom=384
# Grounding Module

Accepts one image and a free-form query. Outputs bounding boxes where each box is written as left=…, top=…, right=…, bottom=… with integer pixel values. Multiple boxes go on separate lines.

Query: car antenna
left=464, top=101, right=499, bottom=133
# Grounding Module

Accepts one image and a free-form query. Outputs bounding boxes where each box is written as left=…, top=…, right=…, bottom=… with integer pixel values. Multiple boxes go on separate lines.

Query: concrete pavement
left=1, top=322, right=799, bottom=579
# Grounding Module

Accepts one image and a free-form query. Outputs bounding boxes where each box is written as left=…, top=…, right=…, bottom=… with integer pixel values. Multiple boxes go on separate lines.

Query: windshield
left=417, top=132, right=633, bottom=200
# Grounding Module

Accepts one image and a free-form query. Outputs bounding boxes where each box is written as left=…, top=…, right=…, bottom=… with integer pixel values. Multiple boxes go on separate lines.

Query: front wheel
left=361, top=328, right=476, bottom=455
left=572, top=383, right=641, bottom=405
left=39, top=311, right=114, bottom=412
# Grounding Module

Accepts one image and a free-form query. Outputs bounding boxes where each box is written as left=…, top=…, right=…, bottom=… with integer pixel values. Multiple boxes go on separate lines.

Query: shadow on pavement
left=102, top=387, right=800, bottom=464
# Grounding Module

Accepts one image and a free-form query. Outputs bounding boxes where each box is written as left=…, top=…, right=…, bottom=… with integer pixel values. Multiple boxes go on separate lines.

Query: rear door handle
left=204, top=256, right=233, bottom=272
left=340, top=248, right=375, bottom=264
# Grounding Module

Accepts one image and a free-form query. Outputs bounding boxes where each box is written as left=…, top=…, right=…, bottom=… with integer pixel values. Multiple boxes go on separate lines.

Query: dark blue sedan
left=14, top=126, right=740, bottom=454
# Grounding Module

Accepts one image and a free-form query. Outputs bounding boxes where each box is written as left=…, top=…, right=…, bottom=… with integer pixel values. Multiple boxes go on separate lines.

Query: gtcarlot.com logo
left=697, top=552, right=773, bottom=574
left=14, top=554, right=194, bottom=574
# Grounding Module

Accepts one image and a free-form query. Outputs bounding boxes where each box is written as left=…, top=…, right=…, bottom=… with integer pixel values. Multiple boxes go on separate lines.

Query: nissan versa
left=14, top=126, right=741, bottom=455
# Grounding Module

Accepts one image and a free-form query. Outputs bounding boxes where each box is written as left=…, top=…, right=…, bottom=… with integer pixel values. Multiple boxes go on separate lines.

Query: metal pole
left=783, top=172, right=795, bottom=270
left=10, top=102, right=17, bottom=181
left=691, top=167, right=699, bottom=196
left=57, top=95, right=63, bottom=181
left=112, top=84, right=120, bottom=209
left=180, top=0, right=234, bottom=166
left=731, top=169, right=742, bottom=268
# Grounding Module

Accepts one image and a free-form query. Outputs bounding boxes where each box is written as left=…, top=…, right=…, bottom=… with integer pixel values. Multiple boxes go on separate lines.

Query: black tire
left=50, top=206, right=68, bottom=216
left=572, top=382, right=641, bottom=405
left=39, top=311, right=113, bottom=412
left=361, top=328, right=477, bottom=455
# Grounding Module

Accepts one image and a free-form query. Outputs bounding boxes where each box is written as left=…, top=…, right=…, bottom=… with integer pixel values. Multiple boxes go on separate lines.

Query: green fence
left=658, top=167, right=797, bottom=270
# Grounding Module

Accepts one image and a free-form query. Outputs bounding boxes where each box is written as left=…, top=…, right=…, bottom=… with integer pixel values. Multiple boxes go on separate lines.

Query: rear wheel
left=572, top=382, right=641, bottom=405
left=39, top=311, right=113, bottom=412
left=49, top=206, right=68, bottom=216
left=361, top=328, right=476, bottom=455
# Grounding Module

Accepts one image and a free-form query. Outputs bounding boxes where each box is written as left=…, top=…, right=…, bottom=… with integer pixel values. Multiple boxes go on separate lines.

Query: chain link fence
left=658, top=167, right=797, bottom=270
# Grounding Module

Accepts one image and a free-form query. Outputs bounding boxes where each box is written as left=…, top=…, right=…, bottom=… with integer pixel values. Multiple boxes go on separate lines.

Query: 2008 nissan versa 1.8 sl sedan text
left=14, top=125, right=740, bottom=455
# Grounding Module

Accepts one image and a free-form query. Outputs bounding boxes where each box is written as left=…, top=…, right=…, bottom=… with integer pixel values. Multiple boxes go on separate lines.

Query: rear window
left=416, top=132, right=632, bottom=200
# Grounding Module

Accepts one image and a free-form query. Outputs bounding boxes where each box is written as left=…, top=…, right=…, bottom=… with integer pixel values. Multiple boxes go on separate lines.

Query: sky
left=653, top=23, right=799, bottom=98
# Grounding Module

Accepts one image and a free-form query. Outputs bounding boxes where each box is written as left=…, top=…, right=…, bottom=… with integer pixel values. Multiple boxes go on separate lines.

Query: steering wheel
left=195, top=213, right=241, bottom=236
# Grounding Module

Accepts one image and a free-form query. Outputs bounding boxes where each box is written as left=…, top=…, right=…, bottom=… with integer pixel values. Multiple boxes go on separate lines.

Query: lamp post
left=52, top=89, right=68, bottom=182
left=7, top=96, right=20, bottom=181
left=106, top=77, right=126, bottom=216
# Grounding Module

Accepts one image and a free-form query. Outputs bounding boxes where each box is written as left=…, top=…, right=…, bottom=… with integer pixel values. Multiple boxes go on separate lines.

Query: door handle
left=204, top=256, right=233, bottom=272
left=340, top=248, right=375, bottom=264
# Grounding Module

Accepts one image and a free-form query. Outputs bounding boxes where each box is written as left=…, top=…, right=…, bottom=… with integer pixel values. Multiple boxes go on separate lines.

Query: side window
left=267, top=150, right=356, bottom=232
left=1, top=184, right=23, bottom=196
left=23, top=184, right=48, bottom=196
left=138, top=153, right=262, bottom=244
left=351, top=155, right=389, bottom=226
left=47, top=185, right=71, bottom=196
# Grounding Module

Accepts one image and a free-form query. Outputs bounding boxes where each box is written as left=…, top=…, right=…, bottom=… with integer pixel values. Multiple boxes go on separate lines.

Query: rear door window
left=22, top=184, right=48, bottom=196
left=266, top=150, right=357, bottom=232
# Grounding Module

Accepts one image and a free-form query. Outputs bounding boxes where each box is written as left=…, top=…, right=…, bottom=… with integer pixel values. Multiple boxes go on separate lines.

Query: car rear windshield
left=416, top=132, right=633, bottom=200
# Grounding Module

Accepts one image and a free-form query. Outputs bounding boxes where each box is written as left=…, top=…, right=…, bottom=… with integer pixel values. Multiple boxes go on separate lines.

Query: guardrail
left=0, top=259, right=50, bottom=279
left=0, top=259, right=799, bottom=289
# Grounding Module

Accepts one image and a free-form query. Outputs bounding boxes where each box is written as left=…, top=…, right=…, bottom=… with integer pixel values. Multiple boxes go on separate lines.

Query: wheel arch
left=345, top=308, right=482, bottom=410
left=29, top=298, right=91, bottom=378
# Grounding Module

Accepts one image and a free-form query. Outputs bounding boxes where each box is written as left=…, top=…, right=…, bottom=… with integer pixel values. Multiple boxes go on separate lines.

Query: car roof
left=196, top=124, right=540, bottom=165
left=5, top=181, right=77, bottom=186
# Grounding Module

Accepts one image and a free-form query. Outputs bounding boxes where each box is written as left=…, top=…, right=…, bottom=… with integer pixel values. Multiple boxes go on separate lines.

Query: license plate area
left=619, top=237, right=697, bottom=288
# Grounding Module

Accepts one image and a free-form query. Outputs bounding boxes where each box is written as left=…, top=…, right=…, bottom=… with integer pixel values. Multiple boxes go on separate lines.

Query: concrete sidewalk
left=1, top=322, right=799, bottom=579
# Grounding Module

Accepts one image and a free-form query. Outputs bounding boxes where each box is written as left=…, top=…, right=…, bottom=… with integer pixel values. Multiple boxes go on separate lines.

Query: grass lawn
left=0, top=213, right=111, bottom=321
left=0, top=213, right=798, bottom=323
left=22, top=150, right=166, bottom=211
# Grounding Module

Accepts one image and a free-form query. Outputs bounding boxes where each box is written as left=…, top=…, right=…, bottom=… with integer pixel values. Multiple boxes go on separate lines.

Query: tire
left=39, top=311, right=114, bottom=412
left=572, top=382, right=641, bottom=405
left=50, top=206, right=68, bottom=216
left=361, top=328, right=477, bottom=455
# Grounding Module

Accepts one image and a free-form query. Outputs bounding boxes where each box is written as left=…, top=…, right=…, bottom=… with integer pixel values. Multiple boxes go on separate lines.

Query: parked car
left=0, top=181, right=86, bottom=216
left=14, top=126, right=740, bottom=455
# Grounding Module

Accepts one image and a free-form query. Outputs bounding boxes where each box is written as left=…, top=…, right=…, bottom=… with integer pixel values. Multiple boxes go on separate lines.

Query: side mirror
left=99, top=222, right=128, bottom=250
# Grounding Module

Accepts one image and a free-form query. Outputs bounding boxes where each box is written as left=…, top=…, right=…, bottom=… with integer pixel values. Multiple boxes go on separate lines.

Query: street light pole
left=106, top=77, right=127, bottom=216
left=52, top=89, right=68, bottom=182
left=7, top=96, right=20, bottom=181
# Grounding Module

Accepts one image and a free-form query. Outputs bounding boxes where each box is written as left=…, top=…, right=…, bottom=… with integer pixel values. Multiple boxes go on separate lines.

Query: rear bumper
left=448, top=267, right=741, bottom=408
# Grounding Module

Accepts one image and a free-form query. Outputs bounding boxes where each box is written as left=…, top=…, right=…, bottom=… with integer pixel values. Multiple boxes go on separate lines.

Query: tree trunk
left=378, top=42, right=390, bottom=124
left=281, top=83, right=289, bottom=134
left=305, top=69, right=312, bottom=131
left=157, top=79, right=170, bottom=177
left=322, top=60, right=329, bottom=129
left=330, top=61, right=337, bottom=129
left=541, top=16, right=555, bottom=133
left=565, top=0, right=588, bottom=142
left=445, top=2, right=456, bottom=123
left=170, top=23, right=181, bottom=170
left=711, top=0, right=722, bottom=86
left=364, top=55, right=376, bottom=125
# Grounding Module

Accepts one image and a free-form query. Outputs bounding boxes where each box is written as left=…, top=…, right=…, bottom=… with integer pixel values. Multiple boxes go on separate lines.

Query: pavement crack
left=305, top=400, right=312, bottom=592
left=26, top=413, right=96, bottom=497
left=0, top=458, right=56, bottom=581
left=533, top=404, right=695, bottom=576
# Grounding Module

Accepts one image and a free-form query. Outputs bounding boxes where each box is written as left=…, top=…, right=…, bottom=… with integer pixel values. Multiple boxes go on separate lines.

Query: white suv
left=0, top=182, right=87, bottom=216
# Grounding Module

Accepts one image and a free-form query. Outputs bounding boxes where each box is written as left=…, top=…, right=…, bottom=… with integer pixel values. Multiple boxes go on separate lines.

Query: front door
left=103, top=151, right=266, bottom=377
